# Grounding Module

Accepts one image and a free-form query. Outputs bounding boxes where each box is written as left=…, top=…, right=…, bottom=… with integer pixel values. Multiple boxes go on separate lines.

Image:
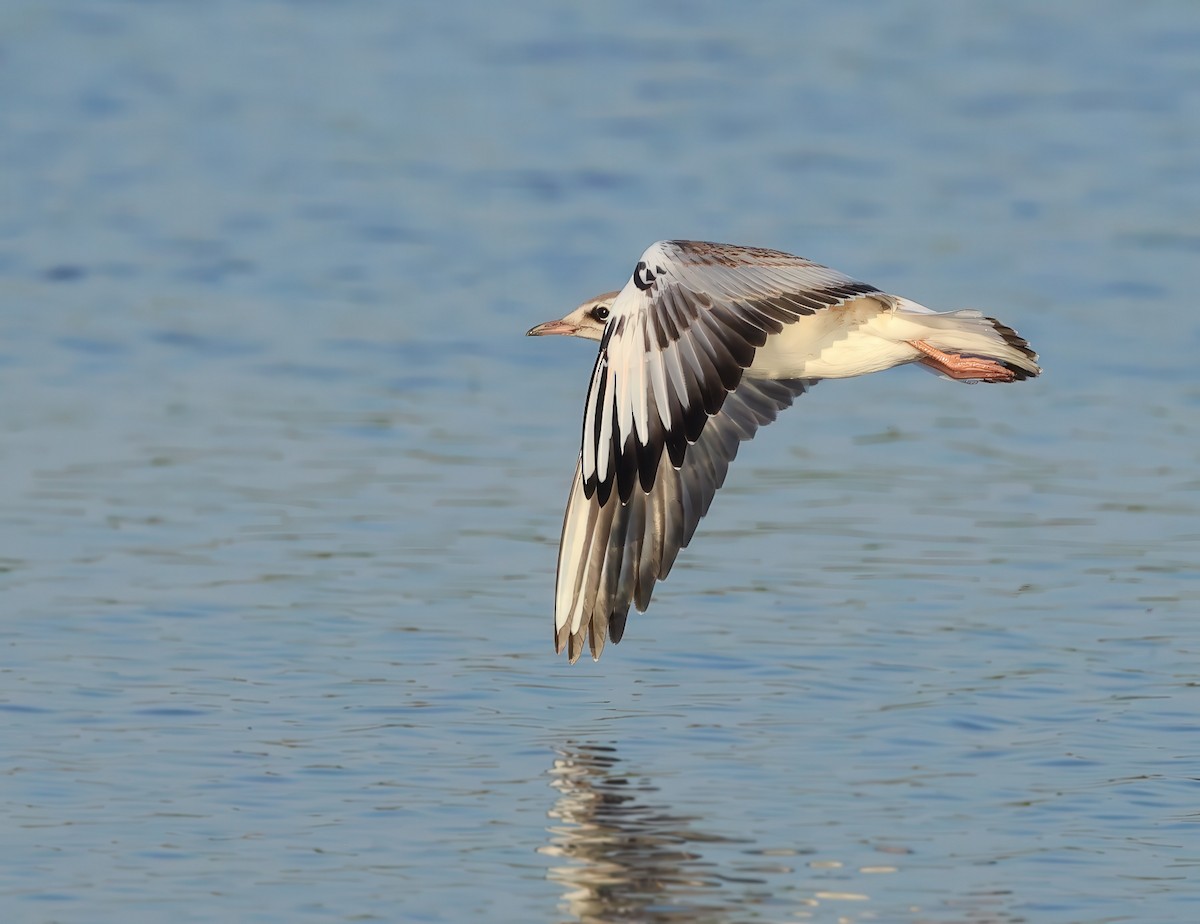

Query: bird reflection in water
left=539, top=742, right=755, bottom=923
left=539, top=743, right=1025, bottom=924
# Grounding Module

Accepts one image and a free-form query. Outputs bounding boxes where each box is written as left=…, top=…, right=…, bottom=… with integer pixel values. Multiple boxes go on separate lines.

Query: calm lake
left=1, top=2, right=1198, bottom=922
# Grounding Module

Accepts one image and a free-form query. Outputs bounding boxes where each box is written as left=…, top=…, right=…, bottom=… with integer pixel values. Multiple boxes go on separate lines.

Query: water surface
left=1, top=2, right=1198, bottom=922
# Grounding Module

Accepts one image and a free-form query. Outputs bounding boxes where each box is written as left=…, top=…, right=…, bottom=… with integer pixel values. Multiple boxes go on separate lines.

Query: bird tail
left=891, top=298, right=1041, bottom=381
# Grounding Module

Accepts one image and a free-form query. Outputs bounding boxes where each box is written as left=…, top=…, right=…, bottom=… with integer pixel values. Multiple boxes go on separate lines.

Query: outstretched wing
left=555, top=240, right=883, bottom=661
left=557, top=375, right=810, bottom=662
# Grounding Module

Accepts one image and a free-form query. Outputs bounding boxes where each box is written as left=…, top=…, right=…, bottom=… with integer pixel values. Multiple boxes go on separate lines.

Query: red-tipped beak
left=526, top=318, right=578, bottom=337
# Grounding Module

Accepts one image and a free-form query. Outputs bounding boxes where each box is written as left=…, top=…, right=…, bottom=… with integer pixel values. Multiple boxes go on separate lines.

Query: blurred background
left=1, top=1, right=1198, bottom=922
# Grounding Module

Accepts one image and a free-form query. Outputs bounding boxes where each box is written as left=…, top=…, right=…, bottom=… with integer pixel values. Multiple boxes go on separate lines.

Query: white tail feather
left=889, top=299, right=1040, bottom=378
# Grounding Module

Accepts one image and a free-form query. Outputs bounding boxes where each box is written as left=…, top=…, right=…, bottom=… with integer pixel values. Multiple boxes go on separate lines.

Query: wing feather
left=556, top=240, right=887, bottom=660
left=555, top=376, right=812, bottom=661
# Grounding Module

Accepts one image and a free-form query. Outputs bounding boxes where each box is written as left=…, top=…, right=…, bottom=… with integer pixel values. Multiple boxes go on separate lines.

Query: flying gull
left=528, top=240, right=1040, bottom=663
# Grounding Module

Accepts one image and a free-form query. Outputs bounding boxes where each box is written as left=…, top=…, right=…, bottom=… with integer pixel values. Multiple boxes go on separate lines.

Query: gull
left=528, top=240, right=1040, bottom=663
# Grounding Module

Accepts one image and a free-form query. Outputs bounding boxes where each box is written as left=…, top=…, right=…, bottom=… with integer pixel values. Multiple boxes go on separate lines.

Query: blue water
left=2, top=1, right=1199, bottom=922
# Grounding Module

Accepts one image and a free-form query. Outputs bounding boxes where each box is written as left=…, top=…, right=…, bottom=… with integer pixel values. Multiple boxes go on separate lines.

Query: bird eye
left=592, top=306, right=610, bottom=322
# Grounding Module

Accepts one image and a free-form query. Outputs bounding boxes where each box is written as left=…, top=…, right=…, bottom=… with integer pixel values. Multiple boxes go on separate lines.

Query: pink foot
left=909, top=340, right=1015, bottom=382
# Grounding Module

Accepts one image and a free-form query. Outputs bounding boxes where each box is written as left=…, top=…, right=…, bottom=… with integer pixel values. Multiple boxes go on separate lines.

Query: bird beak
left=526, top=318, right=577, bottom=337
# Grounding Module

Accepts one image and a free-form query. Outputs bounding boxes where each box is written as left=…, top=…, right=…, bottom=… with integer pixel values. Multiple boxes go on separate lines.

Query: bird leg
left=908, top=340, right=1015, bottom=382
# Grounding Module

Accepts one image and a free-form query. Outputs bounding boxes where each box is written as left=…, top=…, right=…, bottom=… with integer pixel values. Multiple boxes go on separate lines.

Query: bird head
left=526, top=291, right=619, bottom=342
